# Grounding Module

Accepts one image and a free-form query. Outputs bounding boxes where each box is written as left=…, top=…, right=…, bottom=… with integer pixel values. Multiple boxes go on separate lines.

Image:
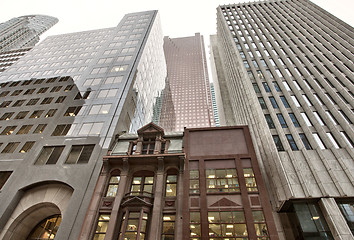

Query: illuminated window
left=64, top=106, right=82, bottom=116
left=253, top=210, right=269, bottom=239
left=19, top=141, right=35, bottom=153
left=206, top=168, right=239, bottom=193
left=27, top=215, right=62, bottom=240
left=94, top=214, right=110, bottom=240
left=165, top=174, right=177, bottom=197
left=208, top=211, right=247, bottom=238
left=190, top=212, right=201, bottom=239
left=33, top=124, right=47, bottom=134
left=1, top=126, right=16, bottom=135
left=0, top=101, right=11, bottom=108
left=119, top=211, right=148, bottom=240
left=0, top=112, right=14, bottom=121
left=106, top=175, right=120, bottom=197
left=243, top=168, right=258, bottom=192
left=162, top=214, right=175, bottom=239
left=189, top=170, right=199, bottom=194
left=130, top=172, right=154, bottom=197
left=30, top=110, right=44, bottom=119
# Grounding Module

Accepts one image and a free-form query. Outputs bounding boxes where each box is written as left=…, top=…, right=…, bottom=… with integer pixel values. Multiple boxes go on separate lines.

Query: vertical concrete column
left=319, top=198, right=353, bottom=240
left=105, top=158, right=129, bottom=240
left=148, top=157, right=165, bottom=240
left=175, top=156, right=184, bottom=240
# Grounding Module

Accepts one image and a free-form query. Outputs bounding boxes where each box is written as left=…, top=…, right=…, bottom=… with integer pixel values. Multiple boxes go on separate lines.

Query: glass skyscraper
left=0, top=10, right=166, bottom=239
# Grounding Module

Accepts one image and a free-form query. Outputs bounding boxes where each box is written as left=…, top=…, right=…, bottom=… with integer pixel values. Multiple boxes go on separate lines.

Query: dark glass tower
left=211, top=0, right=353, bottom=238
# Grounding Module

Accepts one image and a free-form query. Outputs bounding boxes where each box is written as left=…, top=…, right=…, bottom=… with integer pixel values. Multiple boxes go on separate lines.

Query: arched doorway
left=27, top=214, right=62, bottom=240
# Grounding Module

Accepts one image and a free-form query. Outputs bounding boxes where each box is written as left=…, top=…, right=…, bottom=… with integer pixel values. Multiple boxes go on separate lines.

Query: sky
left=1, top=0, right=353, bottom=41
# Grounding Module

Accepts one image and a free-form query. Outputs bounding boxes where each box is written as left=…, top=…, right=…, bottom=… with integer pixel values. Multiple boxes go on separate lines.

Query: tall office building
left=0, top=15, right=58, bottom=52
left=163, top=34, right=215, bottom=131
left=211, top=0, right=353, bottom=239
left=0, top=10, right=166, bottom=239
left=0, top=47, right=31, bottom=73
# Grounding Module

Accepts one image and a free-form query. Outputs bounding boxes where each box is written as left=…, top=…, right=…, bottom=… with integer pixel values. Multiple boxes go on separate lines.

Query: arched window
left=27, top=214, right=62, bottom=240
left=105, top=169, right=120, bottom=197
left=165, top=169, right=178, bottom=197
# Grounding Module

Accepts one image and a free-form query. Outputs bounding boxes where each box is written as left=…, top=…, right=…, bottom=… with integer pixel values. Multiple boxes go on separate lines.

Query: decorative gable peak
left=137, top=122, right=165, bottom=136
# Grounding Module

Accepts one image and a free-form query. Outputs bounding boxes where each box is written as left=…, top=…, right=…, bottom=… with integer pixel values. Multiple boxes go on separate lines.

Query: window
left=205, top=168, right=239, bottom=193
left=55, top=96, right=66, bottom=103
left=302, top=94, right=312, bottom=106
left=312, top=133, right=326, bottom=149
left=0, top=91, right=10, bottom=97
left=65, top=144, right=95, bottom=164
left=106, top=174, right=120, bottom=197
left=141, top=138, right=155, bottom=154
left=64, top=85, right=74, bottom=92
left=258, top=97, right=267, bottom=109
left=325, top=111, right=338, bottom=125
left=64, top=106, right=82, bottom=116
left=41, top=97, right=54, bottom=105
left=262, top=82, right=271, bottom=92
left=29, top=110, right=44, bottom=119
left=189, top=169, right=199, bottom=194
left=1, top=142, right=20, bottom=153
left=313, top=112, right=324, bottom=126
left=288, top=113, right=300, bottom=127
left=190, top=212, right=201, bottom=238
left=33, top=124, right=47, bottom=134
left=326, top=132, right=340, bottom=149
left=51, top=124, right=72, bottom=136
left=130, top=173, right=154, bottom=197
left=16, top=125, right=33, bottom=134
left=277, top=114, right=288, bottom=128
left=1, top=126, right=16, bottom=135
left=208, top=211, right=247, bottom=238
left=37, top=87, right=48, bottom=94
left=337, top=203, right=354, bottom=235
left=50, top=86, right=62, bottom=92
left=253, top=211, right=269, bottom=239
left=273, top=81, right=280, bottom=92
left=35, top=146, right=64, bottom=165
left=299, top=133, right=312, bottom=150
left=79, top=122, right=103, bottom=135
left=291, top=95, right=300, bottom=107
left=265, top=114, right=275, bottom=129
left=27, top=215, right=62, bottom=240
left=162, top=214, right=175, bottom=239
left=286, top=134, right=299, bottom=150
left=166, top=174, right=177, bottom=197
left=19, top=141, right=35, bottom=153
left=119, top=211, right=148, bottom=240
left=301, top=112, right=312, bottom=126
left=94, top=214, right=110, bottom=240
left=26, top=98, right=40, bottom=106
left=340, top=132, right=353, bottom=148
left=11, top=90, right=22, bottom=96
left=243, top=168, right=258, bottom=191
left=0, top=171, right=12, bottom=189
left=273, top=135, right=284, bottom=151
left=105, top=76, right=123, bottom=84
left=89, top=104, right=111, bottom=115
left=339, top=110, right=352, bottom=124
left=45, top=109, right=57, bottom=118
left=0, top=112, right=14, bottom=121
left=97, top=89, right=118, bottom=98
left=0, top=101, right=11, bottom=108
left=269, top=97, right=279, bottom=108
left=12, top=100, right=25, bottom=107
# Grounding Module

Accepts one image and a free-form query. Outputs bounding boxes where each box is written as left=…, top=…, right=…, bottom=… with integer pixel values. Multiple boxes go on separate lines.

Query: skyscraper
left=0, top=15, right=58, bottom=52
left=0, top=10, right=166, bottom=239
left=211, top=0, right=353, bottom=238
left=163, top=34, right=215, bottom=131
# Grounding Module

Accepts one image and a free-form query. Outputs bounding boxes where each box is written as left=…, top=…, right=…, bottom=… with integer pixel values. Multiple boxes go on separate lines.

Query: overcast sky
left=1, top=0, right=353, bottom=41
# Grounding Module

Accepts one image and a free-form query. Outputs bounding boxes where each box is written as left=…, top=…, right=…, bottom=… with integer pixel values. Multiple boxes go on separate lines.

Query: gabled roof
left=137, top=122, right=164, bottom=135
